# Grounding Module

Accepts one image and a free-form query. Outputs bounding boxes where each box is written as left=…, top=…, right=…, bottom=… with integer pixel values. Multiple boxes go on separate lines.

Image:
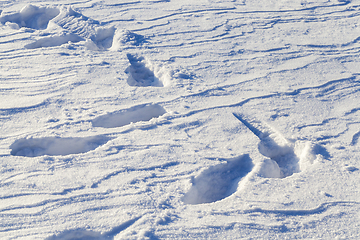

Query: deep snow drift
left=1, top=0, right=360, bottom=239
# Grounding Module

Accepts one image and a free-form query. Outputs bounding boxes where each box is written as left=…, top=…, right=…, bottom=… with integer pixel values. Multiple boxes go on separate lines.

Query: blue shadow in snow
left=45, top=217, right=141, bottom=240
left=182, top=154, right=253, bottom=204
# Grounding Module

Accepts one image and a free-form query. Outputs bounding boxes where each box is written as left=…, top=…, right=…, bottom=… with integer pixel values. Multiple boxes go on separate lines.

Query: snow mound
left=110, top=29, right=147, bottom=50
left=257, top=158, right=282, bottom=178
left=182, top=154, right=253, bottom=205
left=47, top=6, right=115, bottom=50
left=1, top=4, right=116, bottom=49
left=125, top=54, right=171, bottom=87
left=258, top=131, right=330, bottom=177
left=1, top=5, right=149, bottom=50
left=295, top=141, right=330, bottom=171
left=256, top=138, right=328, bottom=178
left=0, top=4, right=60, bottom=29
left=258, top=133, right=300, bottom=178
left=92, top=104, right=167, bottom=128
left=10, top=136, right=110, bottom=157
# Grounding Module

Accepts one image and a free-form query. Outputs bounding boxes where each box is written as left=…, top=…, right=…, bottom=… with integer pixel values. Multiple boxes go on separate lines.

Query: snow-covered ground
left=1, top=0, right=360, bottom=239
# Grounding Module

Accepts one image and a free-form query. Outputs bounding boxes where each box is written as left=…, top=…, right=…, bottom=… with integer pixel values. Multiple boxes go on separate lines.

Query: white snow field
left=1, top=0, right=360, bottom=239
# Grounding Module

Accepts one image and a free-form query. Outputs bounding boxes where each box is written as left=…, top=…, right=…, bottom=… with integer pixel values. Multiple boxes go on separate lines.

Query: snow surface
left=1, top=0, right=360, bottom=239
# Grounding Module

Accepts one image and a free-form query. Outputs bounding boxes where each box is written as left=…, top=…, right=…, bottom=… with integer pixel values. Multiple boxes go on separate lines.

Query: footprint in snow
left=45, top=216, right=141, bottom=240
left=45, top=230, right=106, bottom=240
left=182, top=154, right=254, bottom=204
left=125, top=54, right=170, bottom=87
left=10, top=136, right=110, bottom=157
left=233, top=113, right=329, bottom=178
left=92, top=104, right=167, bottom=128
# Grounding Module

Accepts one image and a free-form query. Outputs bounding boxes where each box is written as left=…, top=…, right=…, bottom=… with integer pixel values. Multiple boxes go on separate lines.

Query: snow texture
left=1, top=0, right=360, bottom=239
left=182, top=154, right=253, bottom=204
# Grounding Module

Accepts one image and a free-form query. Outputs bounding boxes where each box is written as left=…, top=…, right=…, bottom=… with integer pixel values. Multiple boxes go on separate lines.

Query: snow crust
left=1, top=0, right=360, bottom=239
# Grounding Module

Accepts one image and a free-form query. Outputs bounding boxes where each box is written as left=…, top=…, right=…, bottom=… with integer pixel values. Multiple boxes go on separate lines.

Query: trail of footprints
left=4, top=4, right=329, bottom=207
left=183, top=113, right=330, bottom=205
left=10, top=104, right=167, bottom=157
left=3, top=4, right=170, bottom=156
left=11, top=108, right=327, bottom=204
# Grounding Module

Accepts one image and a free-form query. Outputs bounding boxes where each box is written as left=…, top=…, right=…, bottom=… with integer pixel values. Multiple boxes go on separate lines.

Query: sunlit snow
left=1, top=0, right=360, bottom=239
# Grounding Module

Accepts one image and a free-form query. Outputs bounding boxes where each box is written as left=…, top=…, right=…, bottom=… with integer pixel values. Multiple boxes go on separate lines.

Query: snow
left=10, top=136, right=111, bottom=157
left=0, top=5, right=60, bottom=30
left=1, top=0, right=360, bottom=239
left=91, top=104, right=167, bottom=128
left=182, top=154, right=254, bottom=205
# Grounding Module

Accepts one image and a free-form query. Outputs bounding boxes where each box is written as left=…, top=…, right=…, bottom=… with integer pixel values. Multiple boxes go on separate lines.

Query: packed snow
left=1, top=0, right=360, bottom=239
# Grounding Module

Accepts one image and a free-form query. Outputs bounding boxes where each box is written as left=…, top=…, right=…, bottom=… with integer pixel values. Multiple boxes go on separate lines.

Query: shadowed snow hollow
left=233, top=113, right=328, bottom=178
left=92, top=104, right=167, bottom=128
left=10, top=136, right=110, bottom=157
left=45, top=230, right=106, bottom=240
left=125, top=54, right=171, bottom=87
left=182, top=155, right=253, bottom=205
left=45, top=216, right=141, bottom=240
